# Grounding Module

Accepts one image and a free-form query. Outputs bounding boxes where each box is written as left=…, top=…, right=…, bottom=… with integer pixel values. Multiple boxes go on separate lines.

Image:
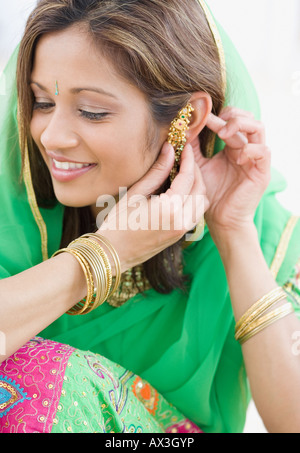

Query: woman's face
left=30, top=26, right=167, bottom=216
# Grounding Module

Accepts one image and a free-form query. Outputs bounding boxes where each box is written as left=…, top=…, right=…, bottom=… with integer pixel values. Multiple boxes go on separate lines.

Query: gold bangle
left=52, top=233, right=121, bottom=314
left=66, top=248, right=95, bottom=315
left=235, top=287, right=287, bottom=338
left=79, top=238, right=112, bottom=299
left=241, top=302, right=293, bottom=338
left=81, top=233, right=122, bottom=297
left=68, top=242, right=106, bottom=312
left=238, top=302, right=294, bottom=345
left=69, top=239, right=112, bottom=310
left=52, top=247, right=95, bottom=315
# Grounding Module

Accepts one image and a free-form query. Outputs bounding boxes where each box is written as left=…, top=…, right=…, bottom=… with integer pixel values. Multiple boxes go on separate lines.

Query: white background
left=1, top=0, right=299, bottom=433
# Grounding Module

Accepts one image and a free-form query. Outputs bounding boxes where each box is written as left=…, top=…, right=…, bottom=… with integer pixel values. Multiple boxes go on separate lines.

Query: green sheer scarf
left=0, top=3, right=299, bottom=434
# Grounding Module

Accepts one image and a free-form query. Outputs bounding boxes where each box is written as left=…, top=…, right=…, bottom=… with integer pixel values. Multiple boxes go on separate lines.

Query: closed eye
left=79, top=110, right=110, bottom=121
left=33, top=101, right=54, bottom=111
left=32, top=102, right=110, bottom=122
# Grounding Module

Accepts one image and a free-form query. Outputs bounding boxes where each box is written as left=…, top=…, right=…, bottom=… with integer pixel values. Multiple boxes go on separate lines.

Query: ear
left=186, top=92, right=213, bottom=143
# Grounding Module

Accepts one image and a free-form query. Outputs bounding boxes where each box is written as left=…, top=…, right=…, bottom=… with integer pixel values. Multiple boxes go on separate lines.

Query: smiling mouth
left=53, top=158, right=94, bottom=170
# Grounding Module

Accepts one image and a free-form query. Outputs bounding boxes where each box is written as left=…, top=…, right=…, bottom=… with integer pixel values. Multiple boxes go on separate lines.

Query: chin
left=61, top=201, right=91, bottom=209
left=54, top=190, right=95, bottom=209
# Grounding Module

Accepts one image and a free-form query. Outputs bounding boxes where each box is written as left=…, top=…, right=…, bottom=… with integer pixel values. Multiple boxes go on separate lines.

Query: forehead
left=32, top=26, right=113, bottom=82
left=31, top=25, right=144, bottom=102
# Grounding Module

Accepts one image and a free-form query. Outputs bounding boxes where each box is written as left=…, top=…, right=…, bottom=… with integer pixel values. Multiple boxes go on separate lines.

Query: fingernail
left=162, top=143, right=173, bottom=155
left=185, top=143, right=192, bottom=152
left=218, top=126, right=227, bottom=138
left=237, top=132, right=248, bottom=145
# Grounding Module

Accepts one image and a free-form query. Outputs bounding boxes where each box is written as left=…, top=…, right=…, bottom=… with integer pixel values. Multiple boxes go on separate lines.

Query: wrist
left=211, top=222, right=260, bottom=258
left=214, top=224, right=278, bottom=321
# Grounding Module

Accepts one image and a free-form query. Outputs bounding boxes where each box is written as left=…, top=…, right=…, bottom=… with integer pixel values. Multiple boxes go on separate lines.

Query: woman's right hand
left=96, top=142, right=209, bottom=273
left=0, top=141, right=208, bottom=362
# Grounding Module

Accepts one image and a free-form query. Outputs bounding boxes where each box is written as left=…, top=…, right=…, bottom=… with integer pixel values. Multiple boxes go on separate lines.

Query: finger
left=206, top=112, right=226, bottom=133
left=128, top=142, right=175, bottom=198
left=206, top=113, right=248, bottom=148
left=184, top=155, right=207, bottom=200
left=182, top=164, right=208, bottom=232
left=218, top=117, right=266, bottom=145
left=194, top=147, right=209, bottom=169
left=191, top=158, right=207, bottom=197
left=157, top=154, right=207, bottom=235
left=190, top=135, right=208, bottom=168
left=237, top=144, right=272, bottom=173
left=219, top=106, right=255, bottom=121
left=168, top=144, right=195, bottom=197
left=153, top=150, right=200, bottom=235
left=190, top=163, right=209, bottom=216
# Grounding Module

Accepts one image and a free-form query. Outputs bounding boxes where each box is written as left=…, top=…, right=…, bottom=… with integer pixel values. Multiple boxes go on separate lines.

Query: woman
left=0, top=0, right=300, bottom=433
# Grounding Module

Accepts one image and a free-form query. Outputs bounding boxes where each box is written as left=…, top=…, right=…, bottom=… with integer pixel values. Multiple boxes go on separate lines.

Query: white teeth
left=53, top=159, right=91, bottom=170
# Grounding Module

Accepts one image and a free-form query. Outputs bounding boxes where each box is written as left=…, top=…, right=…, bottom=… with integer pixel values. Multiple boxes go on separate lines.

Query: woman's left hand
left=193, top=107, right=272, bottom=237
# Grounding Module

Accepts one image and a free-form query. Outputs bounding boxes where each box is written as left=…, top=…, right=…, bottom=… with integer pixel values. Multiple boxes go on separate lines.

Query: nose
left=40, top=110, right=80, bottom=152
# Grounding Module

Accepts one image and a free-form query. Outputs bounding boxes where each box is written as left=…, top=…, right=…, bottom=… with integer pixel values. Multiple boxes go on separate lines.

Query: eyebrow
left=30, top=81, right=118, bottom=99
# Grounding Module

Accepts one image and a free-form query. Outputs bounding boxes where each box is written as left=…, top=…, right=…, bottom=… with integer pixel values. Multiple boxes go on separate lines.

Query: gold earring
left=168, top=103, right=194, bottom=183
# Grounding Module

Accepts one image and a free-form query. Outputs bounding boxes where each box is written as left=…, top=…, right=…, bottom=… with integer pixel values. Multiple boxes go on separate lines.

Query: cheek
left=93, top=125, right=150, bottom=170
left=29, top=117, right=51, bottom=170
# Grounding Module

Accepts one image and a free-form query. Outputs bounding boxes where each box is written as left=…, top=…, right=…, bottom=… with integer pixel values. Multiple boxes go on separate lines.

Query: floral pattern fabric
left=0, top=337, right=202, bottom=434
left=1, top=259, right=299, bottom=433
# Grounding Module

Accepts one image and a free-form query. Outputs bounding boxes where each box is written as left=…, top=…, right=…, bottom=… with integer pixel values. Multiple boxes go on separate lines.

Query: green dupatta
left=0, top=3, right=299, bottom=434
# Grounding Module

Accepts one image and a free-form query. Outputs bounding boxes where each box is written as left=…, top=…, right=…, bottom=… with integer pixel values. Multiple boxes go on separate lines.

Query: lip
left=50, top=158, right=97, bottom=182
left=47, top=151, right=92, bottom=165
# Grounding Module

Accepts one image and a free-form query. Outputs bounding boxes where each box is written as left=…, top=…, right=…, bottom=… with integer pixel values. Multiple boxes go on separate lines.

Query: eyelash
left=33, top=102, right=53, bottom=111
left=80, top=110, right=108, bottom=121
left=32, top=102, right=109, bottom=121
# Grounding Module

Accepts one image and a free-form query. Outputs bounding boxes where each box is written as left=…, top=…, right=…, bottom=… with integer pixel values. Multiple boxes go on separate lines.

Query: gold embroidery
left=0, top=382, right=19, bottom=411
left=23, top=144, right=49, bottom=261
left=106, top=265, right=152, bottom=308
left=198, top=0, right=227, bottom=94
left=270, top=216, right=299, bottom=279
left=183, top=2, right=224, bottom=245
left=197, top=1, right=227, bottom=157
left=106, top=258, right=184, bottom=308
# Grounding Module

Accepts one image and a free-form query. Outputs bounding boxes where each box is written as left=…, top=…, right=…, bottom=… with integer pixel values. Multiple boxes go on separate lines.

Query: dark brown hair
left=17, top=0, right=225, bottom=294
